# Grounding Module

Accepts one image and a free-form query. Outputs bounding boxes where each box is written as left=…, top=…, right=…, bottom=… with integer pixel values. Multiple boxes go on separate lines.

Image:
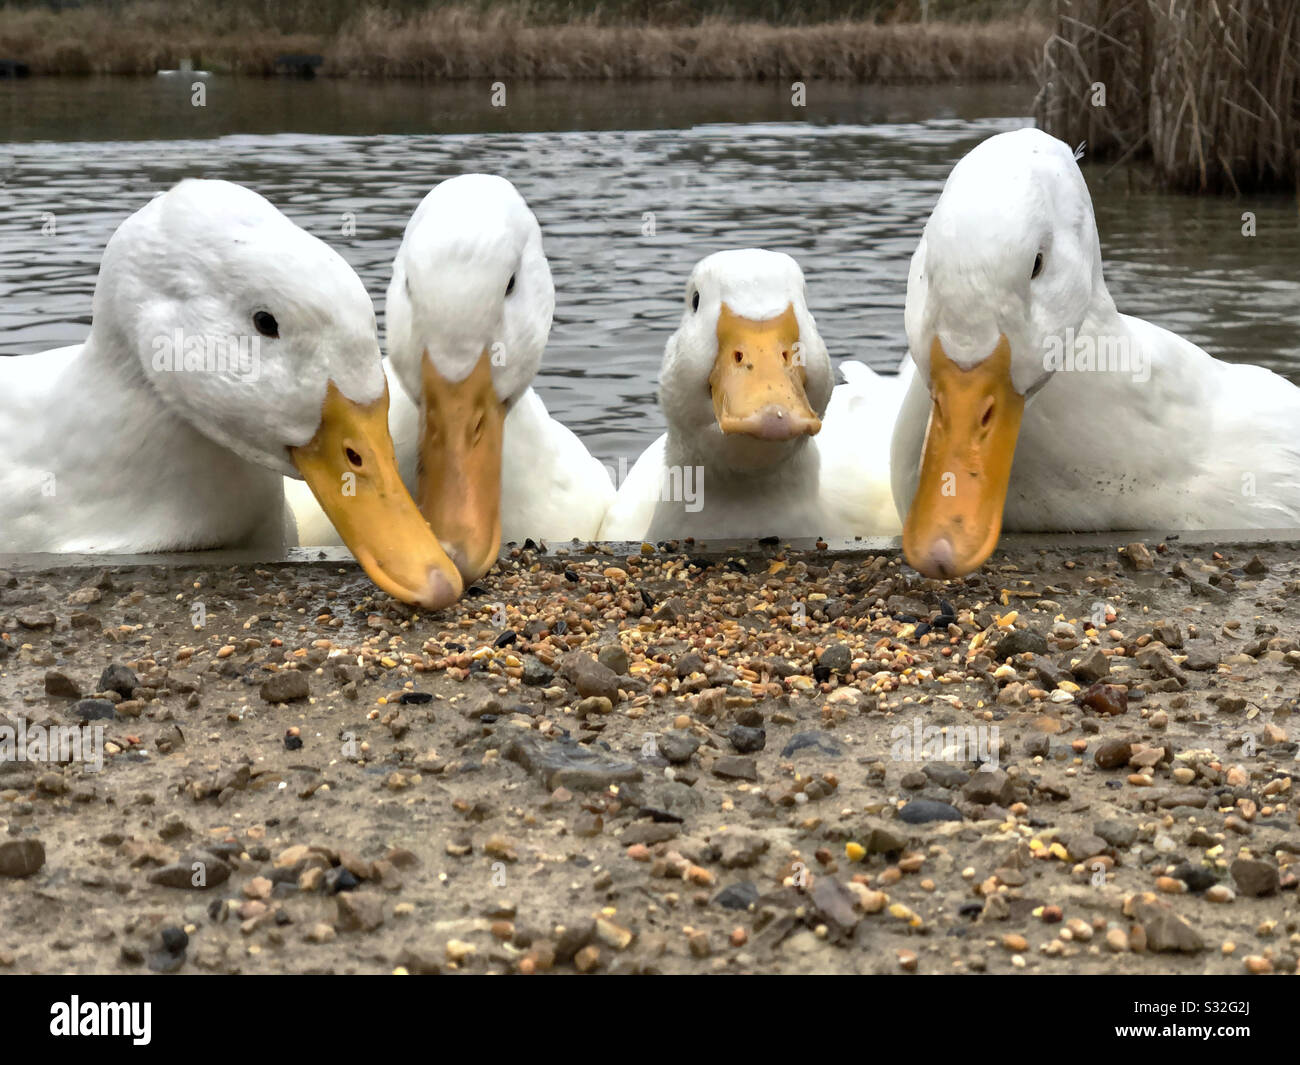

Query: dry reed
left=1035, top=0, right=1300, bottom=192
left=0, top=1, right=1047, bottom=81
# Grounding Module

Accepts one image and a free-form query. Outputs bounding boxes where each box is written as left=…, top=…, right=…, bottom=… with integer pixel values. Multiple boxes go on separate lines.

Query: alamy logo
left=0, top=721, right=105, bottom=773
left=1042, top=327, right=1149, bottom=383
left=890, top=718, right=1001, bottom=770
left=151, top=328, right=261, bottom=381
left=49, top=997, right=151, bottom=1045
left=604, top=455, right=703, bottom=512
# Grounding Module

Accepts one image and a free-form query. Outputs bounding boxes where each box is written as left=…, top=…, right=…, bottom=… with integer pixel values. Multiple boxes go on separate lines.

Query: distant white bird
left=156, top=59, right=210, bottom=77
left=288, top=174, right=612, bottom=580
left=599, top=248, right=901, bottom=542
left=0, top=178, right=462, bottom=609
left=892, top=127, right=1300, bottom=578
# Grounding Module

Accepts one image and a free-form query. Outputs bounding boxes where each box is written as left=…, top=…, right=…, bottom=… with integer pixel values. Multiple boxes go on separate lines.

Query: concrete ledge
left=1, top=529, right=1297, bottom=573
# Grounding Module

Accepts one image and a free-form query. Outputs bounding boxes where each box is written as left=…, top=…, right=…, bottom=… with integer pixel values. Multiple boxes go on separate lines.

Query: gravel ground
left=0, top=534, right=1297, bottom=975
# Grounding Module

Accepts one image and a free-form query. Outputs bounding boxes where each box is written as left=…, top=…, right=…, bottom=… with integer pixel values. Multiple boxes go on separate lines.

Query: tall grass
left=0, top=0, right=1048, bottom=80
left=331, top=7, right=1046, bottom=81
left=1036, top=0, right=1300, bottom=192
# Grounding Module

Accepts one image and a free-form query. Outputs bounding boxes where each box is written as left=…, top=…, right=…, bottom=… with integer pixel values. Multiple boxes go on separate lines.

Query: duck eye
left=253, top=310, right=279, bottom=338
left=691, top=291, right=700, bottom=312
left=1031, top=253, right=1044, bottom=280
left=505, top=274, right=516, bottom=297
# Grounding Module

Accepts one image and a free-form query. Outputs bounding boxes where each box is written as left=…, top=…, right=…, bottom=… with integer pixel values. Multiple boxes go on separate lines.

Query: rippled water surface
left=3, top=78, right=1298, bottom=466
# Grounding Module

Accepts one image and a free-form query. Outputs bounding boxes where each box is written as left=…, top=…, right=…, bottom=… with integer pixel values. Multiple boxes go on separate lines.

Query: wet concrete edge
left=2, top=529, right=1299, bottom=573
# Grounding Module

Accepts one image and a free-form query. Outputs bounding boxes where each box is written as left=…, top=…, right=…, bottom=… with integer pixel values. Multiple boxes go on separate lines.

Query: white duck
left=288, top=174, right=613, bottom=580
left=891, top=126, right=1300, bottom=579
left=599, top=248, right=900, bottom=541
left=0, top=179, right=463, bottom=609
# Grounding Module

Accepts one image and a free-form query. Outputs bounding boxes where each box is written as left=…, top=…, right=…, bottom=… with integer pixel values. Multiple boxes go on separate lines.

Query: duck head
left=901, top=128, right=1115, bottom=578
left=659, top=249, right=832, bottom=474
left=100, top=178, right=463, bottom=609
left=386, top=174, right=553, bottom=585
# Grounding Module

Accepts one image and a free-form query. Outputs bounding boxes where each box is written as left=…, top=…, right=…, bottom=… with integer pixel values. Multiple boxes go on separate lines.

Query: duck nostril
left=980, top=401, right=995, bottom=429
left=733, top=351, right=744, bottom=365
left=345, top=447, right=363, bottom=468
left=781, top=350, right=790, bottom=364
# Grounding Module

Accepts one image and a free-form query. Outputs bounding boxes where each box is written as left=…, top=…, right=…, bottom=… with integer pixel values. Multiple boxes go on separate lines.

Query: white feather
left=605, top=249, right=901, bottom=541
left=289, top=174, right=613, bottom=547
left=1, top=180, right=383, bottom=553
left=892, top=126, right=1300, bottom=532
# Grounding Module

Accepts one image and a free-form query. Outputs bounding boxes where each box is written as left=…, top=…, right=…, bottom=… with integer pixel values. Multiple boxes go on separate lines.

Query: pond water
left=3, top=77, right=1298, bottom=467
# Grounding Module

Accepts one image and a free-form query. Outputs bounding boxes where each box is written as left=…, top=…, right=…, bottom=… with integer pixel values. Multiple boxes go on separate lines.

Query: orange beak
left=290, top=382, right=463, bottom=610
left=709, top=303, right=821, bottom=440
left=417, top=348, right=506, bottom=585
left=902, top=335, right=1025, bottom=579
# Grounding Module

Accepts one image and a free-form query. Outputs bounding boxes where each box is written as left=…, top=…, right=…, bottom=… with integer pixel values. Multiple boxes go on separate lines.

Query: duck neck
left=70, top=328, right=283, bottom=549
left=1082, top=274, right=1123, bottom=338
left=667, top=430, right=820, bottom=495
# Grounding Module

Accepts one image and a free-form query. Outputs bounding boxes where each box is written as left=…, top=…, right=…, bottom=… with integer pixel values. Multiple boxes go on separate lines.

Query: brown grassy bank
left=0, top=1, right=1048, bottom=81
left=1036, top=0, right=1300, bottom=193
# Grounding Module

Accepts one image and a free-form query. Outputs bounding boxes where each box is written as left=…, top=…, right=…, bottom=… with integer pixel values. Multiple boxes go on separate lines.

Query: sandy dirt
left=0, top=533, right=1297, bottom=975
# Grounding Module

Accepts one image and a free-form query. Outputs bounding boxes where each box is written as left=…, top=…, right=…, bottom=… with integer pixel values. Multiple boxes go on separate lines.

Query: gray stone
left=98, top=663, right=139, bottom=697
left=70, top=698, right=118, bottom=722
left=1094, top=819, right=1138, bottom=850
left=1030, top=655, right=1067, bottom=688
left=1151, top=620, right=1184, bottom=648
left=780, top=731, right=843, bottom=759
left=1182, top=643, right=1220, bottom=671
left=862, top=823, right=907, bottom=854
left=620, top=823, right=679, bottom=846
left=504, top=734, right=642, bottom=792
left=0, top=838, right=45, bottom=878
left=1024, top=734, right=1051, bottom=758
left=259, top=670, right=310, bottom=703
left=1230, top=858, right=1279, bottom=898
left=655, top=597, right=691, bottom=623
left=622, top=779, right=705, bottom=821
left=521, top=657, right=553, bottom=686
left=1136, top=644, right=1182, bottom=679
left=596, top=644, right=630, bottom=677
left=1071, top=648, right=1110, bottom=683
left=727, top=725, right=766, bottom=754
left=1063, top=832, right=1109, bottom=861
left=719, top=832, right=769, bottom=869
left=43, top=669, right=81, bottom=699
left=810, top=876, right=860, bottom=936
left=1094, top=737, right=1134, bottom=769
left=656, top=730, right=700, bottom=764
left=818, top=643, right=853, bottom=673
left=1156, top=788, right=1207, bottom=809
left=898, top=799, right=962, bottom=824
left=559, top=652, right=621, bottom=701
left=674, top=652, right=706, bottom=678
left=923, top=763, right=970, bottom=789
left=336, top=891, right=385, bottom=932
left=16, top=609, right=55, bottom=630
left=712, top=755, right=758, bottom=782
left=714, top=881, right=759, bottom=911
left=996, top=629, right=1048, bottom=659
left=1135, top=902, right=1203, bottom=953
left=961, top=768, right=1015, bottom=806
